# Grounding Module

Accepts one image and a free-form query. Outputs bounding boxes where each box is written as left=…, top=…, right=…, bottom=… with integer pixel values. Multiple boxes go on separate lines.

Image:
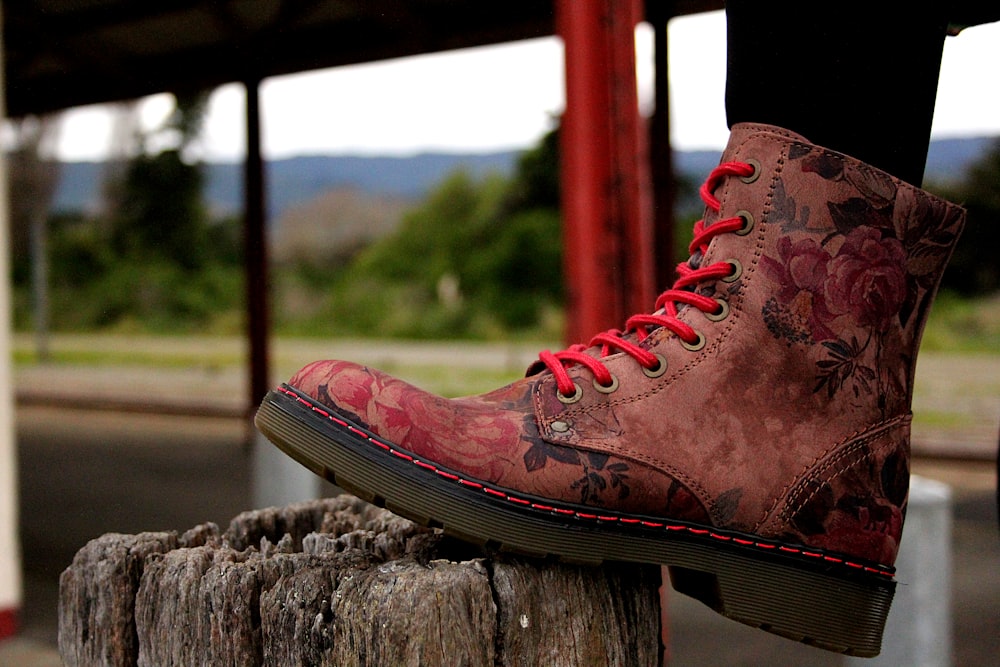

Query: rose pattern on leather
left=762, top=145, right=961, bottom=413
left=522, top=439, right=632, bottom=504
left=295, top=361, right=535, bottom=482
left=293, top=359, right=647, bottom=509
left=752, top=141, right=961, bottom=563
left=782, top=442, right=909, bottom=566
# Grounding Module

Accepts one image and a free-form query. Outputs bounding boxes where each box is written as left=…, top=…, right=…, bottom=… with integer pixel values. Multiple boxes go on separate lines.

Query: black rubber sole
left=255, top=385, right=896, bottom=657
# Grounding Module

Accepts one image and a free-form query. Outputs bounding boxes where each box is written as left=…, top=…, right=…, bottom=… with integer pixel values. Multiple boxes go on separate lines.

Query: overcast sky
left=50, top=11, right=1000, bottom=162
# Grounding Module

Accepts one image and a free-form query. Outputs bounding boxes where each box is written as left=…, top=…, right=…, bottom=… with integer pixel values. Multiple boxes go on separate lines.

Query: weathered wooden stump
left=59, top=495, right=662, bottom=666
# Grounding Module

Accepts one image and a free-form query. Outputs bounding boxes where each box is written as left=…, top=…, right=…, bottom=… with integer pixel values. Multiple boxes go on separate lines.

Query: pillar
left=556, top=0, right=656, bottom=345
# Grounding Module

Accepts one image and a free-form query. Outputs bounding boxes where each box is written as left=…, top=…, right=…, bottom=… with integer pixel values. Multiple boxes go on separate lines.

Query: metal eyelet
left=557, top=383, right=583, bottom=404
left=680, top=331, right=706, bottom=352
left=740, top=159, right=761, bottom=184
left=703, top=298, right=730, bottom=322
left=593, top=374, right=619, bottom=394
left=734, top=210, right=754, bottom=235
left=641, top=353, right=668, bottom=378
left=722, top=258, right=743, bottom=283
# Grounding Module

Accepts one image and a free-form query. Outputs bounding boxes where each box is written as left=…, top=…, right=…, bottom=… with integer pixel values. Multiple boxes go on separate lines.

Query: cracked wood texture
left=59, top=495, right=661, bottom=666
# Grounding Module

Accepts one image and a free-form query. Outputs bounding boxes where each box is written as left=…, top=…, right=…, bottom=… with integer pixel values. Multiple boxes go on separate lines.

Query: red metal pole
left=557, top=0, right=655, bottom=345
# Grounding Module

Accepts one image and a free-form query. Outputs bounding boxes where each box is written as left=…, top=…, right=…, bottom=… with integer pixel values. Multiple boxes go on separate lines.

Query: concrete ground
left=2, top=340, right=997, bottom=665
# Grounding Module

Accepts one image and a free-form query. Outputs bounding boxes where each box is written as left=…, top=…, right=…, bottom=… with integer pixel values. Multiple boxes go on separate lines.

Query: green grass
left=912, top=409, right=981, bottom=429
left=920, top=291, right=1000, bottom=353
left=12, top=347, right=243, bottom=369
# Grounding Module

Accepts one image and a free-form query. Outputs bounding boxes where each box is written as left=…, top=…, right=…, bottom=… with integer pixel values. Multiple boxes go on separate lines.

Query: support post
left=244, top=78, right=319, bottom=507
left=647, top=3, right=677, bottom=286
left=244, top=77, right=270, bottom=419
left=30, top=208, right=50, bottom=362
left=58, top=497, right=662, bottom=665
left=0, top=12, right=24, bottom=638
left=556, top=0, right=656, bottom=345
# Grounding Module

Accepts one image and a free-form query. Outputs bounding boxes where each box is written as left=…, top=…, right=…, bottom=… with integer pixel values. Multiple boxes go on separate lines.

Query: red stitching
left=274, top=385, right=896, bottom=578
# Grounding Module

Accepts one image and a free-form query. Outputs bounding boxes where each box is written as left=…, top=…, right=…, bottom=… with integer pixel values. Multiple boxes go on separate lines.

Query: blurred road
left=2, top=341, right=998, bottom=665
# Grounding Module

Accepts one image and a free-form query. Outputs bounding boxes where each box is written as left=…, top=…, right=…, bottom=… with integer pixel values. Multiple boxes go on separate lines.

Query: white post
left=253, top=430, right=321, bottom=509
left=243, top=78, right=319, bottom=509
left=845, top=474, right=953, bottom=667
left=0, top=8, right=25, bottom=637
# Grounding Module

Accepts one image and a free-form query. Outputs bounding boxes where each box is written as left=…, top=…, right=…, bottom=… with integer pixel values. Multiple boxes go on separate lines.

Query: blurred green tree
left=109, top=92, right=211, bottom=270
left=19, top=92, right=247, bottom=333
left=331, top=126, right=564, bottom=337
left=935, top=138, right=1000, bottom=295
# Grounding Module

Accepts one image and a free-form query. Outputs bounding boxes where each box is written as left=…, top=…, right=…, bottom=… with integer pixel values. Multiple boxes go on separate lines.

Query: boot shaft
left=725, top=124, right=966, bottom=417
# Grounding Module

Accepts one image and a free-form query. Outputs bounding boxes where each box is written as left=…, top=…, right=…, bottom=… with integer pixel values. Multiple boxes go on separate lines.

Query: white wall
left=0, top=5, right=25, bottom=635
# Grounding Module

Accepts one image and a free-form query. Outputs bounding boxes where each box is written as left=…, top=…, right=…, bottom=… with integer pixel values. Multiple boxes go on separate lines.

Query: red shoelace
left=539, top=160, right=756, bottom=398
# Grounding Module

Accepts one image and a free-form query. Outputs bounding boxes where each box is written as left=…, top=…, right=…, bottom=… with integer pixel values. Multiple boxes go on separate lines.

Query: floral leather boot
left=255, top=123, right=965, bottom=656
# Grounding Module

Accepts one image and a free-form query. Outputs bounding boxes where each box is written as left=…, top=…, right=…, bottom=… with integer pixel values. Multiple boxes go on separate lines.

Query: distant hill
left=671, top=135, right=997, bottom=186
left=50, top=136, right=995, bottom=219
left=52, top=152, right=521, bottom=220
left=925, top=136, right=997, bottom=183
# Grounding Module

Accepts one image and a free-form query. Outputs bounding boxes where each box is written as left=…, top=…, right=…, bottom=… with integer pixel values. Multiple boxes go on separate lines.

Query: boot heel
left=668, top=557, right=894, bottom=657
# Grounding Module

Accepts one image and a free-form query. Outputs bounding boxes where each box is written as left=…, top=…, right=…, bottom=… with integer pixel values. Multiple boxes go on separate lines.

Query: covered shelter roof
left=4, top=0, right=575, bottom=117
